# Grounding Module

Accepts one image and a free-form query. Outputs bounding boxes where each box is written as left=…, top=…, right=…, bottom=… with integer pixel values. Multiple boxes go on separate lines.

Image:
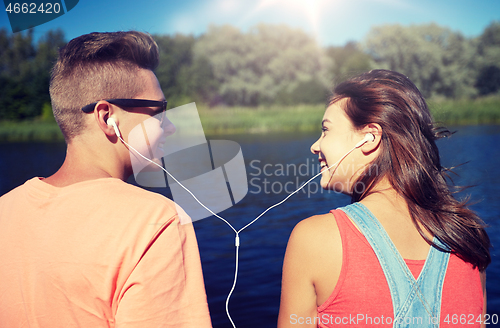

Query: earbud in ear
left=365, top=133, right=375, bottom=143
left=106, top=118, right=121, bottom=138
left=355, top=133, right=375, bottom=148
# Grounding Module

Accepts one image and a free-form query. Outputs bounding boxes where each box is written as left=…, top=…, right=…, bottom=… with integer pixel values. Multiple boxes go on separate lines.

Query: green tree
left=363, top=23, right=477, bottom=98
left=475, top=65, right=500, bottom=95
left=477, top=21, right=500, bottom=57
left=153, top=34, right=217, bottom=107
left=0, top=28, right=36, bottom=119
left=326, top=41, right=374, bottom=82
left=31, top=29, right=65, bottom=118
left=194, top=24, right=332, bottom=106
left=0, top=28, right=65, bottom=120
left=475, top=21, right=500, bottom=95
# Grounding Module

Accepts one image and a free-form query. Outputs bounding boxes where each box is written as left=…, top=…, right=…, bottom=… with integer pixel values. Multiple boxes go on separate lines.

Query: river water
left=0, top=125, right=499, bottom=327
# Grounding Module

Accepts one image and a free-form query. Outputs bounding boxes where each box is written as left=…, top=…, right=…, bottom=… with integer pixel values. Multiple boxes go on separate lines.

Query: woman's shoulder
left=287, top=212, right=342, bottom=261
left=291, top=212, right=338, bottom=239
left=285, top=211, right=344, bottom=305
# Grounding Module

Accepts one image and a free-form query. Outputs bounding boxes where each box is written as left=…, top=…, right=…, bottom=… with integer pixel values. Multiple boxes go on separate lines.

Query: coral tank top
left=316, top=209, right=483, bottom=327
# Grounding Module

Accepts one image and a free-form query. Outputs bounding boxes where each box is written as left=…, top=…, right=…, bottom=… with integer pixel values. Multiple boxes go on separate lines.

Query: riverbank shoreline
left=1, top=97, right=499, bottom=142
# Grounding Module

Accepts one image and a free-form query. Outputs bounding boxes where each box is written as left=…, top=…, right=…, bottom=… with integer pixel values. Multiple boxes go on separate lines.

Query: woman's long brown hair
left=331, top=69, right=491, bottom=271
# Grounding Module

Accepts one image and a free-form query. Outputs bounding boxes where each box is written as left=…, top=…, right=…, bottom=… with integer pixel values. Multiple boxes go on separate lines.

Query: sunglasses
left=81, top=98, right=167, bottom=113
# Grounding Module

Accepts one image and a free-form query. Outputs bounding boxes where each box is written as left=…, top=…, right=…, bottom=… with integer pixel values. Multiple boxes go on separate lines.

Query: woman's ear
left=360, top=123, right=382, bottom=153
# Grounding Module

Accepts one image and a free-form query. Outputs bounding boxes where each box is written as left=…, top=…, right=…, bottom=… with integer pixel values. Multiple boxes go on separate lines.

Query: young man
left=0, top=31, right=212, bottom=327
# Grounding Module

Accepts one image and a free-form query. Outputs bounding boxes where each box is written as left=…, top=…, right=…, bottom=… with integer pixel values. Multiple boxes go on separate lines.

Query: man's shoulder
left=85, top=179, right=182, bottom=233
left=91, top=178, right=176, bottom=208
left=0, top=177, right=37, bottom=202
left=1, top=177, right=178, bottom=215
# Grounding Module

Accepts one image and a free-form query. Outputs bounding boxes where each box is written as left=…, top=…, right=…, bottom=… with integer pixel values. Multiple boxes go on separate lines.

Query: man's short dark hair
left=49, top=31, right=159, bottom=141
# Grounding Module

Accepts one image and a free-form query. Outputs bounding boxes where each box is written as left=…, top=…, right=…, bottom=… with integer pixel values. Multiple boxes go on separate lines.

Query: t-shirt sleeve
left=114, top=216, right=212, bottom=328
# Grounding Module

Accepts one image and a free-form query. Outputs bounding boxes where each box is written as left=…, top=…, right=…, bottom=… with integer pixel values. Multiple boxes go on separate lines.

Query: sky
left=1, top=0, right=499, bottom=46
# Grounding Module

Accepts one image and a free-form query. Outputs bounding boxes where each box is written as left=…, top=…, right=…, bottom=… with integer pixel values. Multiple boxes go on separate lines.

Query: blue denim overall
left=341, top=203, right=450, bottom=327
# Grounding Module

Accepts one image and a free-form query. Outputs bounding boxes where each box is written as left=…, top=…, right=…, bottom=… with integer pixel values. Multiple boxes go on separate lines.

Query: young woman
left=278, top=70, right=491, bottom=327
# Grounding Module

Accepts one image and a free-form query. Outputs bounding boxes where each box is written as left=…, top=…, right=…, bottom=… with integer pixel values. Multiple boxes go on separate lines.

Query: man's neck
left=44, top=138, right=129, bottom=187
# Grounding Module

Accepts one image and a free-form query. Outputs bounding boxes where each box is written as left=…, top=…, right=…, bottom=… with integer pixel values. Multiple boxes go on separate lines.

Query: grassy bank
left=197, top=104, right=326, bottom=135
left=0, top=120, right=64, bottom=142
left=1, top=97, right=499, bottom=142
left=428, top=96, right=500, bottom=125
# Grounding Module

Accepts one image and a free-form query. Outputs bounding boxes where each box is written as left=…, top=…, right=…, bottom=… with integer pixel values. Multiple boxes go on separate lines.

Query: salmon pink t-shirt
left=0, top=177, right=212, bottom=327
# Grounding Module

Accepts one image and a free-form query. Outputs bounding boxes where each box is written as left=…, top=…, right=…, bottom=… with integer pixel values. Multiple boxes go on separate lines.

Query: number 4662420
left=443, top=314, right=498, bottom=325
left=5, top=2, right=61, bottom=14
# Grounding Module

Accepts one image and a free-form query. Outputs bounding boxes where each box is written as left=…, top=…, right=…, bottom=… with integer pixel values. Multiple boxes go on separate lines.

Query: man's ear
left=93, top=101, right=117, bottom=137
left=360, top=123, right=382, bottom=153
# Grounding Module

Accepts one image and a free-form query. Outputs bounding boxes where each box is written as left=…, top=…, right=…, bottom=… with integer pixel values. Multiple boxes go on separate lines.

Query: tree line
left=1, top=21, right=499, bottom=120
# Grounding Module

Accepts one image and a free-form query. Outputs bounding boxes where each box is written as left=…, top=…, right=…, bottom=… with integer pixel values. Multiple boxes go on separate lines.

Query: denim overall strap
left=341, top=203, right=450, bottom=327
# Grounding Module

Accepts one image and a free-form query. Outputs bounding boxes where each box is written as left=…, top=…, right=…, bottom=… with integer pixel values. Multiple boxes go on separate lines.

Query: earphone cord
left=117, top=135, right=238, bottom=234
left=118, top=134, right=358, bottom=328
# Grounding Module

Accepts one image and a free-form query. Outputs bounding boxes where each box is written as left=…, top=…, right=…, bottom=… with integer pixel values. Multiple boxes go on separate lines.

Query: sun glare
left=243, top=0, right=337, bottom=41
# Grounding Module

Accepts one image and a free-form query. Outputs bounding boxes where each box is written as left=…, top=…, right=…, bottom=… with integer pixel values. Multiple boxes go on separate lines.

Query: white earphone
left=107, top=124, right=376, bottom=328
left=107, top=117, right=121, bottom=138
left=355, top=133, right=375, bottom=148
